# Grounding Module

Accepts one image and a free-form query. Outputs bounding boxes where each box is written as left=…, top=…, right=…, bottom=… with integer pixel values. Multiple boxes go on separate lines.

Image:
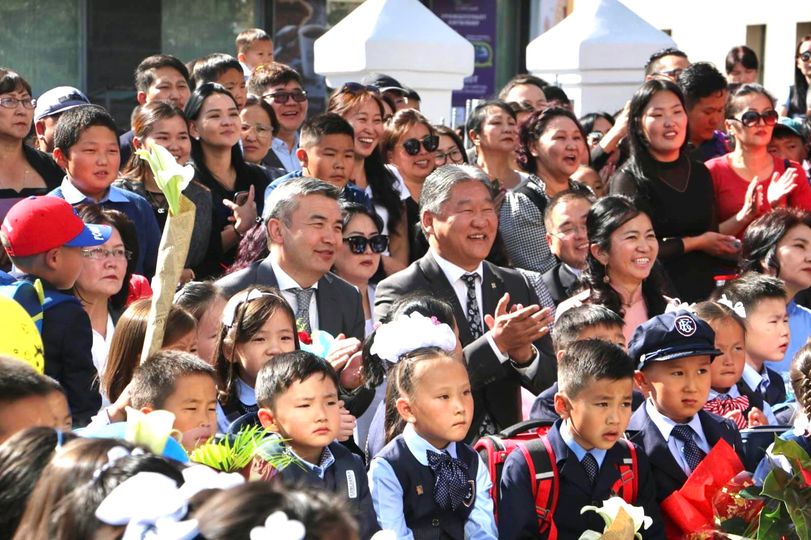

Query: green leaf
left=771, top=438, right=811, bottom=471
left=190, top=424, right=270, bottom=472
left=757, top=500, right=793, bottom=540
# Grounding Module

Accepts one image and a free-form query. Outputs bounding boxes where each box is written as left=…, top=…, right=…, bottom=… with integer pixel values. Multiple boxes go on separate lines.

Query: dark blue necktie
left=581, top=452, right=599, bottom=485
left=671, top=424, right=707, bottom=473
left=427, top=450, right=470, bottom=511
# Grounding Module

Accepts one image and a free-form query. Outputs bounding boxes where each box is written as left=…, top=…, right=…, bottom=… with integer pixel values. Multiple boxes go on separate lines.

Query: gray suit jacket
left=374, top=251, right=557, bottom=439
left=216, top=257, right=366, bottom=342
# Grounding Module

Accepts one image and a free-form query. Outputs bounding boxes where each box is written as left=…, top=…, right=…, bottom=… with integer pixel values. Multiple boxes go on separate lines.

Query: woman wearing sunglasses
left=328, top=83, right=408, bottom=274
left=332, top=202, right=388, bottom=338
left=611, top=78, right=738, bottom=302
left=380, top=109, right=438, bottom=262
left=778, top=36, right=811, bottom=119
left=707, top=84, right=811, bottom=238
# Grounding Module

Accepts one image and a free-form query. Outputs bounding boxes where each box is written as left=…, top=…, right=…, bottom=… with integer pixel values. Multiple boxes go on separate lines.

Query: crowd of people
left=1, top=26, right=811, bottom=539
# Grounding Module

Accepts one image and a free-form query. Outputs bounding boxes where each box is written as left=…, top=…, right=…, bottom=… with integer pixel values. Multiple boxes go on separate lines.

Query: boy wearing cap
left=627, top=310, right=745, bottom=502
left=768, top=118, right=810, bottom=179
left=1, top=196, right=111, bottom=427
left=33, top=86, right=90, bottom=153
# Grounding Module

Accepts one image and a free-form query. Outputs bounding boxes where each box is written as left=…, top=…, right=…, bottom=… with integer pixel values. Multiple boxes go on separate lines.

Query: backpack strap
left=520, top=436, right=559, bottom=540
left=514, top=178, right=548, bottom=216
left=611, top=439, right=639, bottom=504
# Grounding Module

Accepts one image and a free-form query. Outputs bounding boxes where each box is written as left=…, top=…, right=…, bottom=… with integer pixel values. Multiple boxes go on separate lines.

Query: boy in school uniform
left=627, top=310, right=745, bottom=502
left=499, top=339, right=664, bottom=540
left=530, top=304, right=642, bottom=422
left=1, top=196, right=111, bottom=426
left=50, top=105, right=161, bottom=279
left=256, top=350, right=380, bottom=540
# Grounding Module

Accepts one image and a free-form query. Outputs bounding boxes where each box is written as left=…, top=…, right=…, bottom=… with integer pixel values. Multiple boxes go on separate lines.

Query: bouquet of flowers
left=579, top=497, right=653, bottom=539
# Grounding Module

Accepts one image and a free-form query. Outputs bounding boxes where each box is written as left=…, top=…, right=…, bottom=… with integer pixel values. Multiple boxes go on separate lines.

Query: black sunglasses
left=402, top=135, right=439, bottom=156
left=728, top=109, right=778, bottom=128
left=343, top=234, right=389, bottom=254
left=339, top=82, right=380, bottom=95
left=263, top=90, right=308, bottom=104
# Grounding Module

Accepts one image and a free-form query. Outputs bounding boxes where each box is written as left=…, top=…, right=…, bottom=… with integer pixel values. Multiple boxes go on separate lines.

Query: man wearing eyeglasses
left=375, top=164, right=557, bottom=440
left=541, top=190, right=594, bottom=306
left=248, top=63, right=309, bottom=173
left=644, top=47, right=690, bottom=82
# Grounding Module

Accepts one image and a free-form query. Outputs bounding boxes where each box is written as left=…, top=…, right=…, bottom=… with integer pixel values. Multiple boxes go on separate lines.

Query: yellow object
left=0, top=296, right=44, bottom=373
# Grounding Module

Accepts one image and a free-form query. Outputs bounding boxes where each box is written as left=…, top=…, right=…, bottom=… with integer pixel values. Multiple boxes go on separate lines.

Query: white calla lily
left=124, top=406, right=176, bottom=455
left=579, top=497, right=652, bottom=540
left=134, top=140, right=194, bottom=216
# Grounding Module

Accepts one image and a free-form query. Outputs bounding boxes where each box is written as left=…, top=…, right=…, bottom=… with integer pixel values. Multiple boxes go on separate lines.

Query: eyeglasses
left=402, top=135, right=439, bottom=156
left=80, top=247, right=132, bottom=261
left=654, top=68, right=684, bottom=80
left=0, top=97, right=36, bottom=110
left=800, top=51, right=811, bottom=62
left=241, top=122, right=273, bottom=139
left=343, top=234, right=389, bottom=254
left=262, top=90, right=308, bottom=104
left=434, top=148, right=464, bottom=165
left=550, top=224, right=588, bottom=239
left=728, top=109, right=778, bottom=128
left=339, top=82, right=380, bottom=95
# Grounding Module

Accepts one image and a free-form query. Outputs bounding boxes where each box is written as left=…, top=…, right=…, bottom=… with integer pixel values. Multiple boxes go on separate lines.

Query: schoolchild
left=777, top=343, right=811, bottom=454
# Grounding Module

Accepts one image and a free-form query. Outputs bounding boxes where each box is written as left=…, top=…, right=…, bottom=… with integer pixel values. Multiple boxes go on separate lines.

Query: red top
left=706, top=155, right=811, bottom=231
left=126, top=274, right=153, bottom=306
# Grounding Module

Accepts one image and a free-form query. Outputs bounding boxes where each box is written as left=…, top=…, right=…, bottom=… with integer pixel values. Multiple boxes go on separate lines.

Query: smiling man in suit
left=375, top=164, right=556, bottom=439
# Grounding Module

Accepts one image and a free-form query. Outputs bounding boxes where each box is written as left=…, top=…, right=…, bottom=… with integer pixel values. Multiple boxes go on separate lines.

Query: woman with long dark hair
left=779, top=36, right=811, bottom=119
left=611, top=78, right=739, bottom=302
left=557, top=195, right=676, bottom=345
left=328, top=84, right=407, bottom=273
left=185, top=82, right=268, bottom=279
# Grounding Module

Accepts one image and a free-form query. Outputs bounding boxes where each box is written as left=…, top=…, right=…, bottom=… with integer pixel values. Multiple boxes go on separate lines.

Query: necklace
left=656, top=155, right=691, bottom=193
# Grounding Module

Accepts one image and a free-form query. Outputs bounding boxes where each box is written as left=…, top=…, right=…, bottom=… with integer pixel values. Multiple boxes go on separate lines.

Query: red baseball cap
left=1, top=196, right=112, bottom=257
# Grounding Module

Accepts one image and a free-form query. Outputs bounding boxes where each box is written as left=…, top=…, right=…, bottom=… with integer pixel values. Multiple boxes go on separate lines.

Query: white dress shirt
left=270, top=259, right=319, bottom=332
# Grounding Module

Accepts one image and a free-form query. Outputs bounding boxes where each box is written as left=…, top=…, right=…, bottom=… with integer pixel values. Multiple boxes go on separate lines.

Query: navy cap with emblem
left=628, top=310, right=721, bottom=370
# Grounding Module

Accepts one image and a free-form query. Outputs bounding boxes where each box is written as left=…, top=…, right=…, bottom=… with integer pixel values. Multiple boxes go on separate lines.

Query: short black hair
left=248, top=63, right=303, bottom=96
left=644, top=47, right=689, bottom=76
left=255, top=350, right=339, bottom=409
left=551, top=305, right=625, bottom=353
left=718, top=272, right=787, bottom=314
left=134, top=54, right=190, bottom=93
left=725, top=45, right=759, bottom=74
left=299, top=112, right=354, bottom=149
left=466, top=100, right=515, bottom=137
left=191, top=53, right=243, bottom=89
left=498, top=73, right=548, bottom=100
left=543, top=189, right=596, bottom=231
left=677, top=62, right=727, bottom=109
left=129, top=350, right=216, bottom=409
left=542, top=85, right=570, bottom=105
left=558, top=339, right=634, bottom=397
left=53, top=104, right=118, bottom=154
left=0, top=357, right=54, bottom=405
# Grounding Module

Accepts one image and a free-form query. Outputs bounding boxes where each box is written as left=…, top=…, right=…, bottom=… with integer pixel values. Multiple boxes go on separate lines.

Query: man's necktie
left=460, top=273, right=482, bottom=339
left=671, top=424, right=707, bottom=473
left=291, top=287, right=315, bottom=333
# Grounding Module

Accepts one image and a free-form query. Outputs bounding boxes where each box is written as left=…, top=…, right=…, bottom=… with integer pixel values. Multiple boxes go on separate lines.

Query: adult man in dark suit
left=541, top=189, right=593, bottom=305
left=216, top=178, right=369, bottom=419
left=375, top=164, right=557, bottom=439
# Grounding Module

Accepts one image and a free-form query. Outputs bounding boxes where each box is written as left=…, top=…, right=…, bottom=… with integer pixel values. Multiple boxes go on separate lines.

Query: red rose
left=298, top=331, right=312, bottom=345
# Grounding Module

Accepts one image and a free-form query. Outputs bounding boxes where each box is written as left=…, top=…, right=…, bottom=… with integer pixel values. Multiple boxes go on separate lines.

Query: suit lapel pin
left=490, top=282, right=496, bottom=289
left=416, top=485, right=424, bottom=495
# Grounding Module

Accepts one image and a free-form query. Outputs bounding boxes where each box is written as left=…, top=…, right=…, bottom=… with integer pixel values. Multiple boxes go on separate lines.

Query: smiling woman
left=611, top=78, right=738, bottom=302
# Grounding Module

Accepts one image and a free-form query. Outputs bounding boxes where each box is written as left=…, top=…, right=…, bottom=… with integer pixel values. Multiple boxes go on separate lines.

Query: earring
left=603, top=263, right=610, bottom=283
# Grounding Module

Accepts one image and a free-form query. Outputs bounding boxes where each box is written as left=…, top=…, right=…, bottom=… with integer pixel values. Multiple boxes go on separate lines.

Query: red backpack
left=474, top=419, right=639, bottom=540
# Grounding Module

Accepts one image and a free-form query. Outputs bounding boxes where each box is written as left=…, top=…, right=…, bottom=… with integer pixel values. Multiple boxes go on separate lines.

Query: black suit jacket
left=374, top=251, right=557, bottom=439
left=215, top=257, right=365, bottom=341
left=626, top=404, right=745, bottom=502
left=541, top=262, right=581, bottom=306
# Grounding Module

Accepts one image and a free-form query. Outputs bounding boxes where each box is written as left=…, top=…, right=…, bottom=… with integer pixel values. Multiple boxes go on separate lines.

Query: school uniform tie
left=460, top=273, right=483, bottom=340
left=581, top=452, right=599, bottom=485
left=427, top=450, right=471, bottom=511
left=291, top=287, right=315, bottom=333
left=671, top=424, right=707, bottom=473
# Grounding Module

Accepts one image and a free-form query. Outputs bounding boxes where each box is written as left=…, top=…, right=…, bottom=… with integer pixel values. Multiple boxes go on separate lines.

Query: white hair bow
left=718, top=294, right=747, bottom=318
left=370, top=312, right=457, bottom=363
left=250, top=511, right=306, bottom=540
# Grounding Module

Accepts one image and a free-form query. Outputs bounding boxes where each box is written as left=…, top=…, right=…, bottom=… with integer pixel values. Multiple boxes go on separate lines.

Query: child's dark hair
left=255, top=350, right=339, bottom=409
left=75, top=204, right=136, bottom=310
left=789, top=343, right=811, bottom=419
left=236, top=28, right=272, bottom=54
left=558, top=339, right=635, bottom=398
left=551, top=304, right=624, bottom=353
left=195, top=482, right=358, bottom=540
left=385, top=347, right=460, bottom=444
left=102, top=299, right=198, bottom=403
left=53, top=104, right=118, bottom=154
left=692, top=301, right=746, bottom=334
left=134, top=54, right=190, bottom=93
left=718, top=272, right=787, bottom=313
left=190, top=53, right=243, bottom=89
left=299, top=112, right=354, bottom=149
left=0, top=356, right=54, bottom=406
left=174, top=281, right=227, bottom=322
left=739, top=208, right=811, bottom=276
left=214, top=287, right=298, bottom=409
left=248, top=62, right=304, bottom=95
left=0, top=427, right=78, bottom=540
left=130, top=349, right=216, bottom=410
